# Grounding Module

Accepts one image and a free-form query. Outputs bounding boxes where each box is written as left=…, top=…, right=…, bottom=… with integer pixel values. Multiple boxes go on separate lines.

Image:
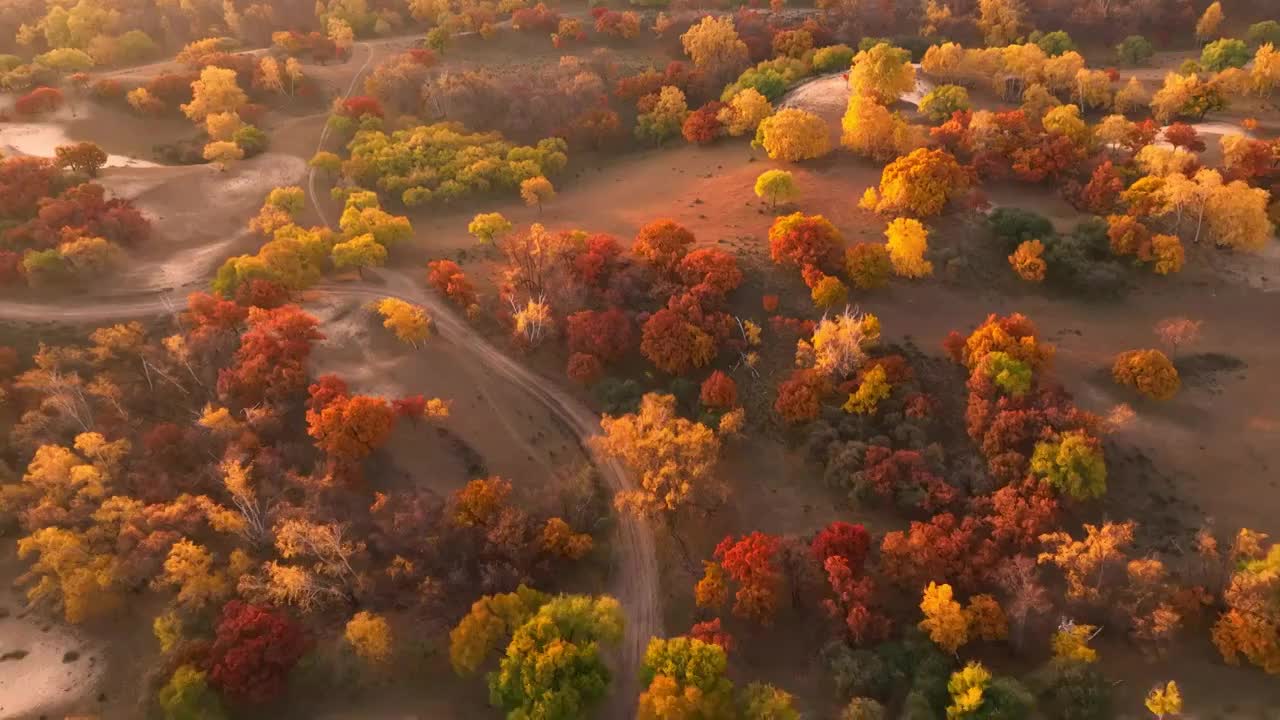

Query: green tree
left=469, top=212, right=513, bottom=245
left=331, top=234, right=387, bottom=276
left=740, top=682, right=800, bottom=720
left=1030, top=431, right=1107, bottom=500
left=918, top=84, right=970, bottom=123
left=158, top=665, right=228, bottom=720
left=754, top=169, right=797, bottom=209
left=638, top=636, right=735, bottom=718
left=1200, top=38, right=1250, bottom=71
left=487, top=594, right=624, bottom=719
left=1116, top=35, right=1155, bottom=66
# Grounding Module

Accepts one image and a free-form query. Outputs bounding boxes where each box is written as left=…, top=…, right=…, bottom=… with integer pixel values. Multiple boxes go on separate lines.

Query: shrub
left=846, top=243, right=892, bottom=290
left=1112, top=349, right=1179, bottom=400
left=14, top=86, right=64, bottom=115
left=1247, top=20, right=1280, bottom=47
left=1115, top=35, right=1154, bottom=66
left=918, top=85, right=970, bottom=123
left=1200, top=38, right=1250, bottom=71
left=813, top=44, right=856, bottom=73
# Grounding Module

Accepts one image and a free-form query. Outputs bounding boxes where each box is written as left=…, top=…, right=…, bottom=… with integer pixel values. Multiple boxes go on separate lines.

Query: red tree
left=774, top=369, right=827, bottom=424
left=392, top=394, right=427, bottom=421
left=14, top=87, right=64, bottom=116
left=217, top=305, right=324, bottom=406
left=306, top=393, right=396, bottom=466
left=682, top=102, right=725, bottom=144
left=768, top=213, right=843, bottom=273
left=688, top=618, right=734, bottom=653
left=715, top=532, right=783, bottom=625
left=1076, top=160, right=1125, bottom=214
left=306, top=374, right=350, bottom=414
left=640, top=307, right=715, bottom=375
left=340, top=95, right=384, bottom=118
left=823, top=555, right=889, bottom=645
left=633, top=219, right=695, bottom=274
left=879, top=513, right=996, bottom=592
left=0, top=157, right=58, bottom=219
left=207, top=601, right=311, bottom=705
left=566, top=307, right=633, bottom=362
left=810, top=521, right=871, bottom=573
left=567, top=352, right=604, bottom=384
left=976, top=479, right=1059, bottom=551
left=677, top=247, right=743, bottom=301
left=183, top=291, right=248, bottom=355
left=861, top=446, right=956, bottom=512
left=570, top=233, right=623, bottom=288
left=1162, top=122, right=1205, bottom=152
left=427, top=260, right=477, bottom=307
left=699, top=370, right=738, bottom=409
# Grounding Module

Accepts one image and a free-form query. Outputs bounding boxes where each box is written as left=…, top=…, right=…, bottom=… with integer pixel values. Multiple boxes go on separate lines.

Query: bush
left=1040, top=220, right=1129, bottom=298
left=1200, top=38, right=1250, bottom=71
left=812, top=44, right=856, bottom=73
left=989, top=208, right=1053, bottom=252
left=1112, top=348, right=1179, bottom=400
left=1115, top=35, right=1154, bottom=66
left=918, top=84, right=970, bottom=123
left=14, top=86, right=64, bottom=115
left=824, top=643, right=891, bottom=700
left=1032, top=661, right=1112, bottom=720
left=595, top=377, right=641, bottom=414
left=1247, top=20, right=1280, bottom=47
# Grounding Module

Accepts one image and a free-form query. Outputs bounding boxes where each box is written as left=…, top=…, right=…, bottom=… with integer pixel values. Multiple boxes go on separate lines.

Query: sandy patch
left=0, top=611, right=104, bottom=720
left=0, top=120, right=160, bottom=168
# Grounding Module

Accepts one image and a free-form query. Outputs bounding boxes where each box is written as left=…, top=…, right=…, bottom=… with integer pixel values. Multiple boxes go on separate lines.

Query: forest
left=0, top=0, right=1279, bottom=718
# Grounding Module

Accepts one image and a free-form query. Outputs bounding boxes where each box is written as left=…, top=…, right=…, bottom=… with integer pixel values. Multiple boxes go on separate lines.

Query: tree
left=1201, top=38, right=1250, bottom=71
left=53, top=142, right=107, bottom=177
left=519, top=176, right=555, bottom=212
left=1253, top=43, right=1280, bottom=96
left=1008, top=239, right=1046, bottom=282
left=1154, top=317, right=1201, bottom=356
left=846, top=243, right=892, bottom=290
left=843, top=364, right=889, bottom=415
left=808, top=308, right=880, bottom=379
left=469, top=212, right=512, bottom=245
left=978, top=0, right=1025, bottom=46
left=679, top=247, right=744, bottom=299
left=1212, top=532, right=1280, bottom=673
left=376, top=297, right=431, bottom=346
left=919, top=582, right=968, bottom=654
left=753, top=109, right=831, bottom=162
left=345, top=611, right=393, bottom=665
left=958, top=312, right=1053, bottom=371
left=633, top=219, right=695, bottom=274
left=16, top=526, right=121, bottom=624
left=640, top=309, right=716, bottom=375
left=884, top=218, right=932, bottom=279
left=567, top=308, right=633, bottom=363
left=208, top=601, right=310, bottom=705
left=202, top=141, right=244, bottom=171
left=682, top=102, right=725, bottom=144
left=841, top=94, right=921, bottom=162
left=331, top=234, right=388, bottom=276
left=812, top=274, right=850, bottom=310
left=1146, top=681, right=1182, bottom=719
left=182, top=66, right=247, bottom=123
left=740, top=682, right=800, bottom=720
left=307, top=392, right=396, bottom=465
left=1112, top=349, right=1180, bottom=400
left=14, top=87, right=65, bottom=116
left=849, top=42, right=915, bottom=105
left=309, top=151, right=342, bottom=176
left=206, top=111, right=243, bottom=142
left=638, top=636, right=734, bottom=719
left=755, top=169, right=797, bottom=209
left=1029, top=431, right=1107, bottom=500
left=1151, top=234, right=1184, bottom=275
left=1117, top=35, right=1155, bottom=66
left=919, top=85, right=970, bottom=123
left=217, top=305, right=324, bottom=406
left=700, top=371, right=738, bottom=410
left=768, top=212, right=842, bottom=271
left=1038, top=522, right=1135, bottom=602
left=775, top=369, right=827, bottom=423
left=718, top=88, right=772, bottom=137
left=860, top=148, right=968, bottom=217
left=596, top=393, right=723, bottom=518
left=1195, top=2, right=1223, bottom=43
left=487, top=595, right=624, bottom=719
left=947, top=662, right=991, bottom=719
left=159, top=665, right=228, bottom=720
left=449, top=586, right=551, bottom=675
left=715, top=532, right=783, bottom=624
left=681, top=16, right=748, bottom=78
left=160, top=540, right=234, bottom=610
left=542, top=517, right=593, bottom=559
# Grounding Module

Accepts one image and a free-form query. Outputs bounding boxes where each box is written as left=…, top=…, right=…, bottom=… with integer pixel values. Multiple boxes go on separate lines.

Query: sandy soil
left=0, top=597, right=105, bottom=720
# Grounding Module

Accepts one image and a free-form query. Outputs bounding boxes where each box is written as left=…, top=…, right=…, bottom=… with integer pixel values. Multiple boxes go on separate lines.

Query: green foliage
left=344, top=122, right=567, bottom=205
left=117, top=30, right=160, bottom=63
left=1033, top=30, right=1076, bottom=56
left=449, top=585, right=551, bottom=675
left=858, top=37, right=891, bottom=52
left=721, top=57, right=809, bottom=101
left=842, top=698, right=887, bottom=720
left=487, top=595, right=624, bottom=720
left=988, top=208, right=1053, bottom=252
left=812, top=44, right=856, bottom=73
left=1248, top=20, right=1280, bottom=46
left=233, top=125, right=268, bottom=156
left=1030, top=431, right=1107, bottom=500
left=1200, top=38, right=1250, bottom=71
left=823, top=642, right=892, bottom=700
left=754, top=169, right=797, bottom=207
left=981, top=352, right=1032, bottom=397
left=1031, top=661, right=1112, bottom=720
left=1040, top=220, right=1128, bottom=297
left=641, top=636, right=734, bottom=714
left=740, top=682, right=800, bottom=720
left=309, top=151, right=342, bottom=174
left=977, top=677, right=1036, bottom=720
left=595, top=377, right=642, bottom=415
left=426, top=26, right=451, bottom=53
left=1115, top=35, right=1154, bottom=66
left=34, top=47, right=94, bottom=72
left=918, top=84, right=970, bottom=123
left=158, top=665, right=228, bottom=720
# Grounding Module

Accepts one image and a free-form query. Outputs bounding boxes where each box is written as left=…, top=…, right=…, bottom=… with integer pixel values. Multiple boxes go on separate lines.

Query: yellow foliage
left=346, top=611, right=394, bottom=664
left=884, top=218, right=932, bottom=278
left=754, top=108, right=831, bottom=162
left=978, top=0, right=1025, bottom=46
left=181, top=65, right=247, bottom=123
left=205, top=111, right=242, bottom=142
left=848, top=42, right=916, bottom=104
left=965, top=594, right=1008, bottom=641
left=160, top=539, right=230, bottom=609
left=376, top=297, right=432, bottom=346
left=843, top=364, right=890, bottom=415
left=919, top=582, right=969, bottom=654
left=1145, top=681, right=1182, bottom=718
left=680, top=15, right=748, bottom=73
left=1051, top=623, right=1100, bottom=663
left=17, top=526, right=121, bottom=623
left=1195, top=1, right=1222, bottom=40
left=1008, top=239, right=1046, bottom=282
left=810, top=308, right=878, bottom=379
left=946, top=662, right=991, bottom=719
left=1151, top=234, right=1184, bottom=275
left=718, top=88, right=773, bottom=137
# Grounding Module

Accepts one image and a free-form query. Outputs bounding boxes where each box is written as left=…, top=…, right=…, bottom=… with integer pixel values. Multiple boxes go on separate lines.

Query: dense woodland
left=1, top=0, right=1279, bottom=718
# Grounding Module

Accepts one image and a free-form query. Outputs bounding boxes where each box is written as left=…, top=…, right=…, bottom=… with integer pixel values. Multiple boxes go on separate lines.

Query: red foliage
left=774, top=368, right=827, bottom=424
left=567, top=352, right=604, bottom=384
left=1222, top=137, right=1277, bottom=181
left=305, top=374, right=349, bottom=414
left=942, top=332, right=965, bottom=364
left=146, top=72, right=198, bottom=105
left=810, top=521, right=871, bottom=573
left=570, top=233, right=623, bottom=288
left=217, top=305, right=324, bottom=406
left=699, top=370, right=738, bottom=410
left=235, top=278, right=289, bottom=308
left=0, top=157, right=57, bottom=220
left=14, top=87, right=64, bottom=116
left=183, top=291, right=248, bottom=354
left=427, top=260, right=477, bottom=307
left=975, top=478, right=1060, bottom=551
left=682, top=102, right=724, bottom=144
left=970, top=110, right=1035, bottom=178
left=715, top=532, right=783, bottom=625
left=340, top=95, right=384, bottom=118
left=861, top=445, right=957, bottom=512
left=859, top=354, right=913, bottom=384
left=930, top=110, right=973, bottom=155
left=1075, top=160, right=1125, bottom=214
left=1011, top=133, right=1089, bottom=183
left=768, top=214, right=842, bottom=273
left=879, top=512, right=996, bottom=592
left=207, top=601, right=311, bottom=705
left=566, top=307, right=633, bottom=362
left=904, top=392, right=935, bottom=419
left=90, top=78, right=124, bottom=100
left=306, top=393, right=396, bottom=465
left=640, top=307, right=714, bottom=375
left=762, top=294, right=779, bottom=313
left=392, top=394, right=427, bottom=421
left=822, top=555, right=890, bottom=645
left=677, top=247, right=743, bottom=300
left=511, top=2, right=560, bottom=32
left=1162, top=122, right=1205, bottom=152
left=405, top=49, right=437, bottom=66
left=688, top=618, right=734, bottom=653
left=633, top=219, right=695, bottom=274
left=9, top=182, right=150, bottom=249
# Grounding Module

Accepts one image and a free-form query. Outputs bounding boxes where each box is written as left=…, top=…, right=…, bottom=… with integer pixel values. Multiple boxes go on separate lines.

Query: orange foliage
left=1112, top=349, right=1180, bottom=400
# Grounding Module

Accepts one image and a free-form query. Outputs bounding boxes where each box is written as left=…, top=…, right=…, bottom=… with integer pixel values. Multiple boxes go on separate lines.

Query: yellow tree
left=1114, top=77, right=1150, bottom=114
left=1203, top=173, right=1274, bottom=251
left=849, top=42, right=916, bottom=105
left=680, top=16, right=748, bottom=78
left=753, top=108, right=831, bottom=161
left=182, top=66, right=247, bottom=123
left=978, top=0, right=1025, bottom=46
left=331, top=234, right=388, bottom=276
left=258, top=56, right=285, bottom=94
left=919, top=582, right=969, bottom=654
left=1253, top=43, right=1280, bottom=96
left=805, top=308, right=880, bottom=379
left=885, top=218, right=932, bottom=278
left=17, top=526, right=121, bottom=623
left=841, top=94, right=922, bottom=162
left=468, top=212, right=513, bottom=245
left=205, top=111, right=243, bottom=142
left=718, top=88, right=773, bottom=137
left=1195, top=1, right=1223, bottom=43
left=1145, top=681, right=1182, bottom=719
left=947, top=662, right=991, bottom=719
left=376, top=297, right=431, bottom=346
left=1038, top=521, right=1135, bottom=602
left=203, top=141, right=244, bottom=171
left=520, top=176, right=555, bottom=212
left=754, top=169, right=797, bottom=209
left=158, top=539, right=235, bottom=610
left=860, top=147, right=968, bottom=217
left=1051, top=622, right=1100, bottom=663
left=345, top=611, right=394, bottom=665
left=595, top=393, right=724, bottom=520
left=1009, top=239, right=1046, bottom=281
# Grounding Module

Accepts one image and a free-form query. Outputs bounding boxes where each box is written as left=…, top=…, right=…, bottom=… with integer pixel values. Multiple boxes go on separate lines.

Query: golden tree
left=1195, top=1, right=1223, bottom=42
left=158, top=539, right=234, bottom=610
left=841, top=94, right=922, bottom=162
left=1112, top=349, right=1180, bottom=400
left=860, top=148, right=968, bottom=217
left=17, top=526, right=121, bottom=623
left=1051, top=622, right=1100, bottom=663
left=595, top=393, right=724, bottom=519
left=848, top=42, right=916, bottom=104
left=978, top=0, right=1026, bottom=46
left=520, top=176, right=555, bottom=212
left=680, top=16, right=748, bottom=76
left=884, top=218, right=933, bottom=278
left=376, top=297, right=431, bottom=347
left=1038, top=521, right=1135, bottom=602
left=805, top=308, right=880, bottom=379
left=345, top=611, right=394, bottom=665
left=753, top=108, right=831, bottom=162
left=1008, top=239, right=1046, bottom=281
left=919, top=581, right=969, bottom=654
left=717, top=88, right=773, bottom=137
left=182, top=66, right=248, bottom=123
left=1145, top=681, right=1182, bottom=719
